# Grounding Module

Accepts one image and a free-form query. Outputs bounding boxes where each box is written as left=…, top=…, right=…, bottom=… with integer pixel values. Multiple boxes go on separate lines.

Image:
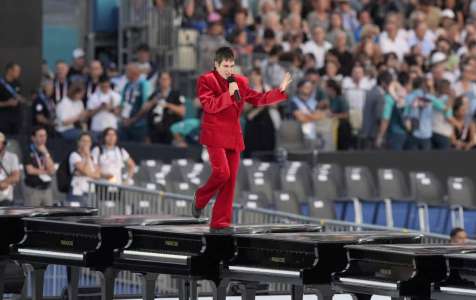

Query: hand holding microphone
left=227, top=75, right=241, bottom=102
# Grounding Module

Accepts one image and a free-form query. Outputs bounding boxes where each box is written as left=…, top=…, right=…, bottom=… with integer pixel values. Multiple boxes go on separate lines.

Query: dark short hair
left=4, top=62, right=19, bottom=73
left=305, top=68, right=320, bottom=76
left=269, top=45, right=282, bottom=57
left=450, top=227, right=465, bottom=238
left=263, top=28, right=276, bottom=40
left=377, top=70, right=394, bottom=87
left=453, top=96, right=466, bottom=112
left=102, top=127, right=118, bottom=144
left=77, top=132, right=93, bottom=145
left=326, top=79, right=342, bottom=96
left=99, top=74, right=110, bottom=84
left=214, top=47, right=235, bottom=64
left=297, top=79, right=311, bottom=89
left=137, top=43, right=150, bottom=52
left=31, top=126, right=47, bottom=136
left=67, top=83, right=85, bottom=99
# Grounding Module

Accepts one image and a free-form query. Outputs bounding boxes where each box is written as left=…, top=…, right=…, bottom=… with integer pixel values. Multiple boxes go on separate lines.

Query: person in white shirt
left=55, top=84, right=88, bottom=141
left=68, top=132, right=100, bottom=205
left=342, top=63, right=375, bottom=135
left=301, top=26, right=332, bottom=69
left=379, top=14, right=409, bottom=61
left=0, top=132, right=20, bottom=205
left=407, top=20, right=436, bottom=57
left=87, top=75, right=121, bottom=141
left=91, top=128, right=136, bottom=185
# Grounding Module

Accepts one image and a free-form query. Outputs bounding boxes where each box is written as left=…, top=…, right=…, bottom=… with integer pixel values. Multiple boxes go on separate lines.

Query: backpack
left=57, top=152, right=73, bottom=193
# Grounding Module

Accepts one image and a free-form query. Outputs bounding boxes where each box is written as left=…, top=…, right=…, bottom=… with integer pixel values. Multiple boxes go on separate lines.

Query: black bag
left=57, top=152, right=73, bottom=193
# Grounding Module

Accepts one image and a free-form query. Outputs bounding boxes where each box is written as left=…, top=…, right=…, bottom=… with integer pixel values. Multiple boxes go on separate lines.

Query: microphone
left=227, top=75, right=241, bottom=102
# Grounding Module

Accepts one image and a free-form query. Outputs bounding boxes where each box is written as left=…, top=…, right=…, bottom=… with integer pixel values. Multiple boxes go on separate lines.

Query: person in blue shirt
left=119, top=63, right=152, bottom=142
left=404, top=77, right=450, bottom=150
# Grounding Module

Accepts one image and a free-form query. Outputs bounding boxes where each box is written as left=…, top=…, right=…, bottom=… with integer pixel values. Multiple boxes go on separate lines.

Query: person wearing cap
left=23, top=126, right=55, bottom=207
left=0, top=132, right=20, bottom=205
left=429, top=51, right=456, bottom=84
left=440, top=8, right=456, bottom=31
left=0, top=62, right=23, bottom=135
left=87, top=74, right=121, bottom=141
left=68, top=48, right=87, bottom=82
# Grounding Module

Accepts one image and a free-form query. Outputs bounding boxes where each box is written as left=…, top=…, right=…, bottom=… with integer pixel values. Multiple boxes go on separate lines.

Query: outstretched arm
left=197, top=76, right=234, bottom=114
left=244, top=72, right=292, bottom=107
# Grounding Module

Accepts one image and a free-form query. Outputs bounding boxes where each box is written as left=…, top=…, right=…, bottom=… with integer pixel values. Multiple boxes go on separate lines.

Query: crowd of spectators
left=178, top=0, right=476, bottom=153
left=2, top=0, right=476, bottom=169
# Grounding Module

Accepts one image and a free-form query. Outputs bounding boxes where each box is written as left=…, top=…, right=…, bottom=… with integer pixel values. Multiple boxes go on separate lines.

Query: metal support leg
left=67, top=266, right=80, bottom=300
left=0, top=260, right=7, bottom=300
left=240, top=282, right=258, bottom=300
left=99, top=268, right=118, bottom=300
left=140, top=273, right=158, bottom=300
left=213, top=280, right=228, bottom=300
left=313, top=284, right=334, bottom=300
left=178, top=279, right=188, bottom=300
left=291, top=285, right=304, bottom=300
left=189, top=280, right=198, bottom=300
left=31, top=264, right=47, bottom=300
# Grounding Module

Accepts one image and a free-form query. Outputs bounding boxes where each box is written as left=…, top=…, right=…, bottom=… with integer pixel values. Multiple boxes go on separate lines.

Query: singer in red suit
left=192, top=47, right=292, bottom=233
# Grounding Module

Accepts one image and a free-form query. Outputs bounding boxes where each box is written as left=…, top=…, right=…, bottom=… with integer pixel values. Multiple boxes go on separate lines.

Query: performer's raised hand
left=279, top=72, right=293, bottom=92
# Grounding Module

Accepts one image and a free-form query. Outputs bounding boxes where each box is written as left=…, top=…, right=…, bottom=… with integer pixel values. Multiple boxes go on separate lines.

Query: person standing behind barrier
left=450, top=227, right=468, bottom=244
left=84, top=60, right=104, bottom=106
left=68, top=48, right=87, bottom=82
left=23, top=127, right=55, bottom=207
left=451, top=95, right=476, bottom=150
left=375, top=72, right=409, bottom=150
left=145, top=72, right=186, bottom=144
left=87, top=75, right=121, bottom=141
left=55, top=84, right=89, bottom=142
left=91, top=128, right=135, bottom=185
left=0, top=132, right=20, bottom=206
left=32, top=79, right=57, bottom=135
left=0, top=62, right=23, bottom=135
left=119, top=63, right=152, bottom=142
left=68, top=132, right=100, bottom=205
left=52, top=61, right=70, bottom=103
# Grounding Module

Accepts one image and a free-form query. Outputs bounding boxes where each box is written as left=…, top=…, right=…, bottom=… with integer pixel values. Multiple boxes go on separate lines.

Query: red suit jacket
left=197, top=70, right=288, bottom=151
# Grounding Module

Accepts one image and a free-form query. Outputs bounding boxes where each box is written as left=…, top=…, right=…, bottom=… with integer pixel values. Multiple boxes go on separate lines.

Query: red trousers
left=195, top=147, right=240, bottom=229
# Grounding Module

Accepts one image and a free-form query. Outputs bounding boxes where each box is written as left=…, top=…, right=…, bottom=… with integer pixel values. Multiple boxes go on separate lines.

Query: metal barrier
left=88, top=181, right=451, bottom=243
